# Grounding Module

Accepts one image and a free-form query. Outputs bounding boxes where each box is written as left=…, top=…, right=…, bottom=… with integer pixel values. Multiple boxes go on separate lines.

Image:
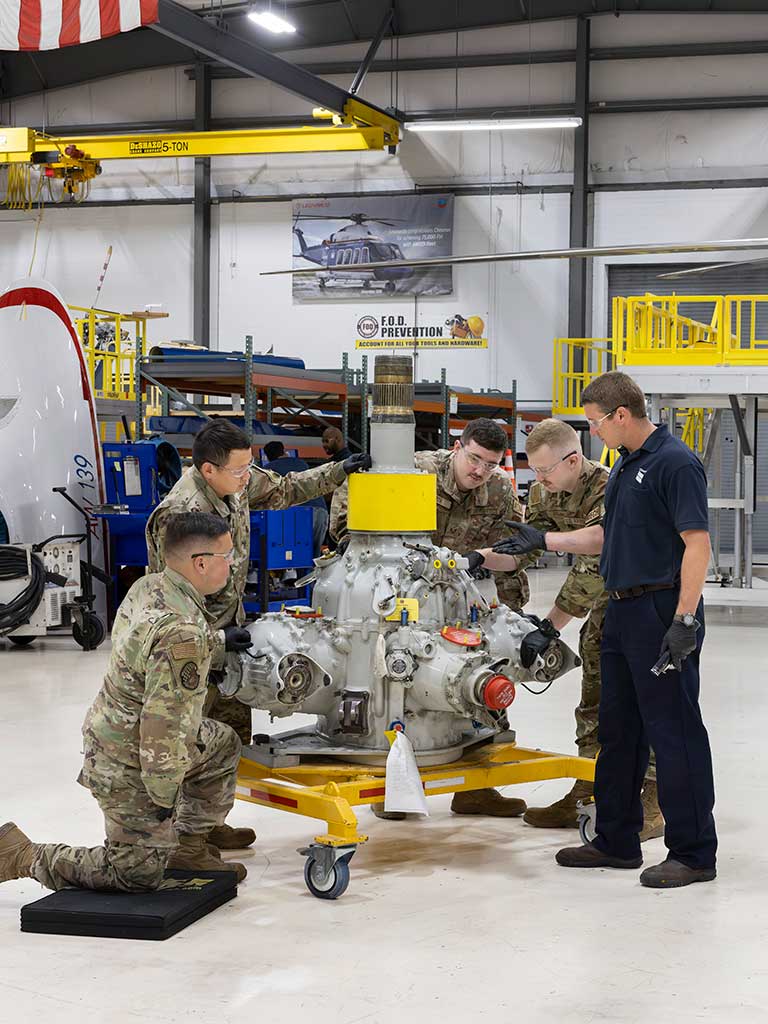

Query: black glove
left=520, top=618, right=560, bottom=669
left=223, top=626, right=253, bottom=652
left=659, top=617, right=700, bottom=671
left=342, top=453, right=373, bottom=475
left=492, top=521, right=547, bottom=557
left=464, top=551, right=485, bottom=572
left=154, top=805, right=174, bottom=822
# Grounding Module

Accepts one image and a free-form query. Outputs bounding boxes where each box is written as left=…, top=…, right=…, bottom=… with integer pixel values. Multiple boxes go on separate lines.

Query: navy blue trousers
left=593, top=590, right=717, bottom=869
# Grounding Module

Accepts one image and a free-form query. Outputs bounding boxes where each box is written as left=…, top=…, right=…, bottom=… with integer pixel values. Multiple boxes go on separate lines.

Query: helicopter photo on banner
left=291, top=194, right=454, bottom=301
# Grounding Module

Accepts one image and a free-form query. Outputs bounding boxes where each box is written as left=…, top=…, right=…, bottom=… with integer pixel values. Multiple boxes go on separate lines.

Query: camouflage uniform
left=30, top=569, right=241, bottom=892
left=330, top=448, right=529, bottom=609
left=520, top=457, right=655, bottom=779
left=146, top=461, right=346, bottom=742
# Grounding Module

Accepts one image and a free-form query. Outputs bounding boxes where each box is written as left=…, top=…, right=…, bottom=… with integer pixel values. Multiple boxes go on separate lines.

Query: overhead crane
left=0, top=0, right=402, bottom=197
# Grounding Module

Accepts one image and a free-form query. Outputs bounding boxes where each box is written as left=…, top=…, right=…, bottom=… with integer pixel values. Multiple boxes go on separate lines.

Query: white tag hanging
left=384, top=730, right=429, bottom=816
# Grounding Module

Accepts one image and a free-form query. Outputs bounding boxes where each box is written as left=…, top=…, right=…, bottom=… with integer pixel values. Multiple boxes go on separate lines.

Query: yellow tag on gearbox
left=384, top=598, right=420, bottom=623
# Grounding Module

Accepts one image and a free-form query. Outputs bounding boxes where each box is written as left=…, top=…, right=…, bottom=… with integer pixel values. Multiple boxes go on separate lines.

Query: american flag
left=0, top=0, right=158, bottom=51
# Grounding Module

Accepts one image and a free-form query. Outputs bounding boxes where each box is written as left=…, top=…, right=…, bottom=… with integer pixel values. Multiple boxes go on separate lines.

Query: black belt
left=609, top=582, right=678, bottom=601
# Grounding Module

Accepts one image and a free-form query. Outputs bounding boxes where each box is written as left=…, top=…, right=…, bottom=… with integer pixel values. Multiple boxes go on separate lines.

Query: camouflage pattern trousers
left=578, top=608, right=656, bottom=781
left=30, top=718, right=241, bottom=892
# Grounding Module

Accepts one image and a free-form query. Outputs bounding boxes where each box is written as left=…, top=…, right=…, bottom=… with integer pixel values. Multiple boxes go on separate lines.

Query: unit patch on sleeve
left=179, top=662, right=201, bottom=691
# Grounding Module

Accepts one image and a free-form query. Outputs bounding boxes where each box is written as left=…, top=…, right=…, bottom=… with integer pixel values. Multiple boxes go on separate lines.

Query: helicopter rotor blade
left=656, top=258, right=768, bottom=280
left=263, top=237, right=768, bottom=277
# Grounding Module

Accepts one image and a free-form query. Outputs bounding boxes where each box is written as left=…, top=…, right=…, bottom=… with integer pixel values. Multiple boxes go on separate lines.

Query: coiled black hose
left=0, top=546, right=45, bottom=635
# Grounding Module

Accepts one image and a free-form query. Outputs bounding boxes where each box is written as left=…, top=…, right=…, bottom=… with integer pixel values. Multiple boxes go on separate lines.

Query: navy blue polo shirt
left=600, top=424, right=709, bottom=591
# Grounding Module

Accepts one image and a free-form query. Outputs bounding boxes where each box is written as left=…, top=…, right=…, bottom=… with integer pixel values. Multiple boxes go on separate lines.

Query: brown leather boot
left=450, top=788, right=526, bottom=817
left=523, top=780, right=594, bottom=828
left=370, top=802, right=407, bottom=821
left=639, top=780, right=665, bottom=842
left=207, top=823, right=257, bottom=850
left=0, top=822, right=38, bottom=882
left=167, top=834, right=247, bottom=882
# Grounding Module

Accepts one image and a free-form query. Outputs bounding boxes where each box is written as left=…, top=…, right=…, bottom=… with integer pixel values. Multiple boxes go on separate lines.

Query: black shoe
left=556, top=842, right=642, bottom=869
left=640, top=858, right=716, bottom=889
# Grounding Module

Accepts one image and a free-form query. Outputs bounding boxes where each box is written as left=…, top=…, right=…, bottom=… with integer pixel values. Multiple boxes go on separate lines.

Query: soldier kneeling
left=0, top=512, right=249, bottom=892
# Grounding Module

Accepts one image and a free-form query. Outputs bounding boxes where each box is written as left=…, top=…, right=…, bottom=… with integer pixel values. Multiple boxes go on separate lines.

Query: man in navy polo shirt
left=493, top=371, right=717, bottom=889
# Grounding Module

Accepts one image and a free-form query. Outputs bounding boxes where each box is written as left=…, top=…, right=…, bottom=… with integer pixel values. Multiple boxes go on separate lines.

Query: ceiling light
left=247, top=9, right=296, bottom=33
left=405, top=116, right=583, bottom=133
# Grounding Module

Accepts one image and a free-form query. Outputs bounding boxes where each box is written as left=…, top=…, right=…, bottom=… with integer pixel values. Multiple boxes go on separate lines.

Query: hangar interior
left=1, top=2, right=767, bottom=1021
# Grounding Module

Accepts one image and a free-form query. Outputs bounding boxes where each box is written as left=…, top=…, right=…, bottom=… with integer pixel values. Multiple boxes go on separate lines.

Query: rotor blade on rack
left=656, top=258, right=768, bottom=280
left=263, top=237, right=768, bottom=276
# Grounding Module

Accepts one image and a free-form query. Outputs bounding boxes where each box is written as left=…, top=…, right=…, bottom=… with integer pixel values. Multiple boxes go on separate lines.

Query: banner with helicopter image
left=291, top=194, right=454, bottom=301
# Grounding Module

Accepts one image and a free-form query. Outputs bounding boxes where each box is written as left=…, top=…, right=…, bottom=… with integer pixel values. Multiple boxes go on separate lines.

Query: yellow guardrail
left=553, top=337, right=613, bottom=416
left=70, top=306, right=145, bottom=402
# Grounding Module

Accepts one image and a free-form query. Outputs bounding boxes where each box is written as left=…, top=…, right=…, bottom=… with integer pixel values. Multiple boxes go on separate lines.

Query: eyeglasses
left=216, top=460, right=255, bottom=479
left=529, top=450, right=578, bottom=476
left=459, top=444, right=502, bottom=474
left=585, top=409, right=617, bottom=429
left=191, top=547, right=235, bottom=563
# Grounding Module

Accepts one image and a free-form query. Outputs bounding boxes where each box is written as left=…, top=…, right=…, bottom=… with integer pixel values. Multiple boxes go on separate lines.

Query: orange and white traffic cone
left=503, top=449, right=517, bottom=493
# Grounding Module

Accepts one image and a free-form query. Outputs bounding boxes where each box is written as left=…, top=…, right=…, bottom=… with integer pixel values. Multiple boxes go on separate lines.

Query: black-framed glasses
left=529, top=450, right=578, bottom=476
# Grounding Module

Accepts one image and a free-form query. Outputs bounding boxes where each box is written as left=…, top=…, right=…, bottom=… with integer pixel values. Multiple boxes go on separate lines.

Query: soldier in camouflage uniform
left=493, top=419, right=662, bottom=839
left=0, top=513, right=249, bottom=892
left=331, top=418, right=530, bottom=818
left=147, top=420, right=370, bottom=850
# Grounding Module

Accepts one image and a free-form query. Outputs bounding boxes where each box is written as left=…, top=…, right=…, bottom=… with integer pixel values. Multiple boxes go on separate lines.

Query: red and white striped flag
left=0, top=0, right=158, bottom=51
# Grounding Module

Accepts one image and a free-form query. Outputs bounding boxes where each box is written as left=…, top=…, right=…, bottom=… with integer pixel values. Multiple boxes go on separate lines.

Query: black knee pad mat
left=20, top=869, right=238, bottom=940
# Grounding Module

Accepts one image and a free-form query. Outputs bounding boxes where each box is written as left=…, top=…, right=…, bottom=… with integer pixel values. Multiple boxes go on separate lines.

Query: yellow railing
left=70, top=306, right=145, bottom=402
left=553, top=337, right=613, bottom=416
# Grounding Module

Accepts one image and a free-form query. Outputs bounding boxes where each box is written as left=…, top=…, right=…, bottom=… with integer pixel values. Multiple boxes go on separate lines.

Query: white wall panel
left=590, top=11, right=768, bottom=45
left=0, top=206, right=193, bottom=340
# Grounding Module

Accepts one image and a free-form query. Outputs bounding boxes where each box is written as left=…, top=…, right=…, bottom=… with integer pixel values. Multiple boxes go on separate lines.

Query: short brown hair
left=461, top=418, right=508, bottom=453
left=581, top=372, right=647, bottom=419
left=526, top=419, right=580, bottom=456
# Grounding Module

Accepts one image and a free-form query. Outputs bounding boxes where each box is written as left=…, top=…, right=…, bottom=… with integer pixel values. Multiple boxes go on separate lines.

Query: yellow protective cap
left=348, top=472, right=437, bottom=532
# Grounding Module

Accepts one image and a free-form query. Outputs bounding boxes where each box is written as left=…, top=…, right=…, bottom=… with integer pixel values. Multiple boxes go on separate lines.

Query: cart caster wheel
left=8, top=635, right=35, bottom=647
left=303, top=854, right=351, bottom=900
left=577, top=799, right=597, bottom=845
left=73, top=613, right=106, bottom=651
left=384, top=281, right=396, bottom=294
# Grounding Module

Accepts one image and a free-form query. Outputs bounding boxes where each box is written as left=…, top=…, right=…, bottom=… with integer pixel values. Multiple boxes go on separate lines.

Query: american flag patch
left=171, top=640, right=199, bottom=661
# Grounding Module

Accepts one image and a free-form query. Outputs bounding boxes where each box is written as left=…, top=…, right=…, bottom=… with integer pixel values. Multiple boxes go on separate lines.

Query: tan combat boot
left=370, top=803, right=406, bottom=821
left=639, top=780, right=665, bottom=842
left=207, top=823, right=257, bottom=850
left=0, top=822, right=39, bottom=882
left=451, top=788, right=527, bottom=817
left=167, top=834, right=247, bottom=882
left=523, top=780, right=594, bottom=828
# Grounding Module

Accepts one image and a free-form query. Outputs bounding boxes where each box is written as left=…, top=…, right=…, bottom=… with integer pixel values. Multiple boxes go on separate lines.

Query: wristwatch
left=674, top=613, right=696, bottom=627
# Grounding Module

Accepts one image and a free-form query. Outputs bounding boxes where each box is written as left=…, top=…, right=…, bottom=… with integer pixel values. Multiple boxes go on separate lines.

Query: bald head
left=321, top=427, right=345, bottom=456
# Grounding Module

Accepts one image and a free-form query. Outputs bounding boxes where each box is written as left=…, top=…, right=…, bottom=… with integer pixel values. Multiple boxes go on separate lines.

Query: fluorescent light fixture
left=247, top=8, right=296, bottom=33
left=405, top=116, right=583, bottom=133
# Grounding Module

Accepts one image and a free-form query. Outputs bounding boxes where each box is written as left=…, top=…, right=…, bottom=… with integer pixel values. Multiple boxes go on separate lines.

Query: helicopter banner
left=354, top=312, right=488, bottom=349
left=292, top=194, right=454, bottom=301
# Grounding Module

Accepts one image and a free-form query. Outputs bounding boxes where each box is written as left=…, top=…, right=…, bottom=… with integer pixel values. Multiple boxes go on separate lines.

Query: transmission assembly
left=222, top=355, right=579, bottom=767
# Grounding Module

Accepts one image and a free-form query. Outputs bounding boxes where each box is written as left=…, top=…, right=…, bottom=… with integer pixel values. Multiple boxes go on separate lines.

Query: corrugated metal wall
left=607, top=264, right=767, bottom=559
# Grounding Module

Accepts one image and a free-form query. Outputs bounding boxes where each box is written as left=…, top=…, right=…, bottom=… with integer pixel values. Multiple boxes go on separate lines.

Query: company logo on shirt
left=635, top=468, right=647, bottom=484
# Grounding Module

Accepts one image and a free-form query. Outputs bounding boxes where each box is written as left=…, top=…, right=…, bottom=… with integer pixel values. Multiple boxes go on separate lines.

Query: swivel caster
left=299, top=843, right=356, bottom=900
left=577, top=798, right=597, bottom=845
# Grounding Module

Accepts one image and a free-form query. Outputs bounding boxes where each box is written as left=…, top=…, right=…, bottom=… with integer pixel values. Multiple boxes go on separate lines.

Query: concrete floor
left=1, top=569, right=766, bottom=1024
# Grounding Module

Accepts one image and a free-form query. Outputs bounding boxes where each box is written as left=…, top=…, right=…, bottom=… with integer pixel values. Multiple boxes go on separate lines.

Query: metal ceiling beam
left=568, top=17, right=591, bottom=347
left=350, top=6, right=394, bottom=95
left=193, top=62, right=212, bottom=348
left=149, top=0, right=400, bottom=121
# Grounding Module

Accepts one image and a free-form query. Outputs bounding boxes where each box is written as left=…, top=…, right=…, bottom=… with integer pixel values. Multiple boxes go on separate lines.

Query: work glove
left=658, top=617, right=700, bottom=672
left=464, top=551, right=485, bottom=572
left=223, top=626, right=253, bottom=652
left=520, top=618, right=560, bottom=669
left=342, top=452, right=373, bottom=475
left=492, top=521, right=547, bottom=557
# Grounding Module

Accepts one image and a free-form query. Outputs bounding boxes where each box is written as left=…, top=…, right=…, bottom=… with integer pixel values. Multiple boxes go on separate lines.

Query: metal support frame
left=341, top=351, right=350, bottom=443
left=440, top=368, right=449, bottom=449
left=244, top=334, right=255, bottom=442
left=140, top=366, right=211, bottom=422
left=149, top=0, right=400, bottom=125
left=350, top=7, right=393, bottom=96
left=568, top=16, right=591, bottom=351
left=743, top=397, right=758, bottom=588
left=360, top=356, right=369, bottom=455
left=193, top=61, right=211, bottom=348
left=134, top=351, right=144, bottom=441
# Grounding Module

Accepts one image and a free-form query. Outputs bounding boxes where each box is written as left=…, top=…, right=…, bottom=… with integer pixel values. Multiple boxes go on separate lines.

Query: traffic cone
left=503, top=449, right=516, bottom=492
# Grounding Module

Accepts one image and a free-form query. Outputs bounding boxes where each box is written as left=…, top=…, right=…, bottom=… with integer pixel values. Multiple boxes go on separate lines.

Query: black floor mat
left=20, top=869, right=238, bottom=940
